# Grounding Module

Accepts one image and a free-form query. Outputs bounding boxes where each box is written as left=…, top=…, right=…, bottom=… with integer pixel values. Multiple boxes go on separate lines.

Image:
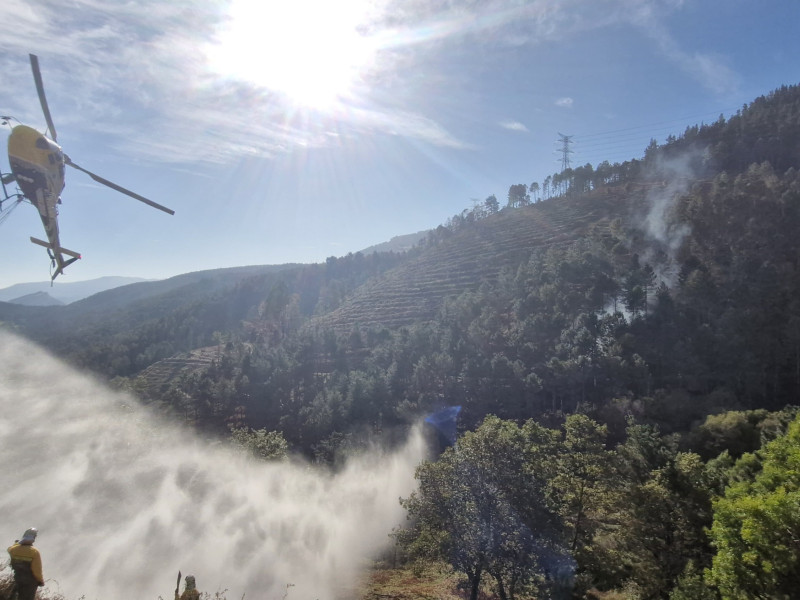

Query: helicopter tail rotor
left=29, top=54, right=58, bottom=142
left=30, top=236, right=81, bottom=282
left=30, top=236, right=81, bottom=259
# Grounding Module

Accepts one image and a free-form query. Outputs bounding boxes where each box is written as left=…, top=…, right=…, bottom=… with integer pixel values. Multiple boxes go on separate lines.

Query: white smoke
left=642, top=153, right=695, bottom=254
left=638, top=151, right=702, bottom=287
left=0, top=331, right=426, bottom=600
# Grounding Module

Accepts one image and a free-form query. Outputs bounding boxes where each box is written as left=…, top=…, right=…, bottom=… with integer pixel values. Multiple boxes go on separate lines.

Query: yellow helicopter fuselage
left=7, top=124, right=65, bottom=205
left=4, top=54, right=172, bottom=282
left=7, top=123, right=78, bottom=277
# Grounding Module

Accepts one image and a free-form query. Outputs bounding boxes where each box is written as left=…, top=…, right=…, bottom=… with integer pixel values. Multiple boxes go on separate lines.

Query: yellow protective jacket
left=7, top=543, right=44, bottom=585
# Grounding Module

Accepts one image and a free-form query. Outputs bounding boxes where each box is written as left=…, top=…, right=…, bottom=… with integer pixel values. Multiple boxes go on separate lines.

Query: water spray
left=0, top=332, right=426, bottom=600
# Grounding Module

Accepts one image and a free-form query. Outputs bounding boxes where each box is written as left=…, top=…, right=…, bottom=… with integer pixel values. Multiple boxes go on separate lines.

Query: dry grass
left=357, top=564, right=464, bottom=600
left=0, top=574, right=67, bottom=600
left=355, top=562, right=526, bottom=600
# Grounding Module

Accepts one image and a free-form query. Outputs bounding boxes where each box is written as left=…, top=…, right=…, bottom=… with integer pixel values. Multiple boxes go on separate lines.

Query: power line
left=577, top=107, right=740, bottom=140
left=534, top=106, right=744, bottom=177
left=570, top=106, right=742, bottom=164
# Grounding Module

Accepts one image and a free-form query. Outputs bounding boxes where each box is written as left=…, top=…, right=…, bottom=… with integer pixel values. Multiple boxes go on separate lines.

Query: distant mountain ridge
left=0, top=263, right=312, bottom=351
left=0, top=276, right=151, bottom=305
left=9, top=291, right=64, bottom=307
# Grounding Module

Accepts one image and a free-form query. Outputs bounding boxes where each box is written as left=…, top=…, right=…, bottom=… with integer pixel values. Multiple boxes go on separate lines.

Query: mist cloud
left=0, top=332, right=426, bottom=600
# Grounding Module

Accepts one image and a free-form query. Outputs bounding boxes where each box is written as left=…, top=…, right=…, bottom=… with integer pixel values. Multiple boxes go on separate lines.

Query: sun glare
left=208, top=0, right=378, bottom=110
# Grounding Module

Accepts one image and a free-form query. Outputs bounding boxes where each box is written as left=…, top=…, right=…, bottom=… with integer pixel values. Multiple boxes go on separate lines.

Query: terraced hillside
left=138, top=346, right=222, bottom=397
left=316, top=190, right=637, bottom=332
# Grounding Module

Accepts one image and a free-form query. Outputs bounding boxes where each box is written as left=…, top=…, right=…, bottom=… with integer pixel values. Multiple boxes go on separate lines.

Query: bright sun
left=208, top=0, right=378, bottom=110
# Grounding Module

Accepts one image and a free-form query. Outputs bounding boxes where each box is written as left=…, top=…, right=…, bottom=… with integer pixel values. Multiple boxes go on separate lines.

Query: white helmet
left=20, top=528, right=38, bottom=543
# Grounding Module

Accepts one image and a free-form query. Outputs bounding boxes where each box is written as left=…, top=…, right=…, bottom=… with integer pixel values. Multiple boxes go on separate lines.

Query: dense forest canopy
left=4, top=83, right=800, bottom=598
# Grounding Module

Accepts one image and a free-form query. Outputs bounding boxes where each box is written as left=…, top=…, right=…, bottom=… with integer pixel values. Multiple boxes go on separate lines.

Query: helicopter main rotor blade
left=29, top=54, right=58, bottom=142
left=65, top=158, right=175, bottom=215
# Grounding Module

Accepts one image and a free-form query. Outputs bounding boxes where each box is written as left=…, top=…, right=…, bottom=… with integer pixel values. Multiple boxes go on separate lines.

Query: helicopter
left=1, top=54, right=174, bottom=282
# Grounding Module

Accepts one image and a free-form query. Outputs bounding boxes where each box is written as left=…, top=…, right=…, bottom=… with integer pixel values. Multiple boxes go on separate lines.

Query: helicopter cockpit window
left=36, top=137, right=49, bottom=150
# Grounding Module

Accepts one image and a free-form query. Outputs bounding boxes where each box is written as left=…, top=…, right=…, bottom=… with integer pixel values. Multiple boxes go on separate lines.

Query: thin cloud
left=0, top=0, right=741, bottom=166
left=364, top=108, right=472, bottom=149
left=621, top=0, right=740, bottom=95
left=499, top=120, right=529, bottom=133
left=0, top=0, right=469, bottom=164
left=660, top=41, right=739, bottom=95
left=374, top=0, right=740, bottom=95
left=371, top=0, right=570, bottom=48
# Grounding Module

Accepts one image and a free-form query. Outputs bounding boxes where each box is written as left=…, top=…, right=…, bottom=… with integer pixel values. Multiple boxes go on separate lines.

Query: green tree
left=399, top=416, right=566, bottom=600
left=484, top=194, right=500, bottom=214
left=507, top=184, right=530, bottom=208
left=687, top=410, right=765, bottom=460
left=529, top=181, right=540, bottom=202
left=669, top=560, right=717, bottom=600
left=620, top=451, right=716, bottom=597
left=708, top=414, right=800, bottom=599
left=549, top=415, right=615, bottom=555
left=229, top=427, right=289, bottom=460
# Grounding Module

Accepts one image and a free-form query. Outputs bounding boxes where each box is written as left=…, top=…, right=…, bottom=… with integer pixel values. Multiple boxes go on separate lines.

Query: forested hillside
left=4, top=83, right=800, bottom=598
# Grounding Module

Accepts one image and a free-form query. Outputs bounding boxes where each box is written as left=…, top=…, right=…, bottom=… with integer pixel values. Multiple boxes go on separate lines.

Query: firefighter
left=178, top=574, right=200, bottom=600
left=7, top=528, right=44, bottom=600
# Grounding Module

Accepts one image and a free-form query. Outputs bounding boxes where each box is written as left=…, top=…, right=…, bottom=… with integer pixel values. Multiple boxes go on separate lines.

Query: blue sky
left=0, top=0, right=798, bottom=288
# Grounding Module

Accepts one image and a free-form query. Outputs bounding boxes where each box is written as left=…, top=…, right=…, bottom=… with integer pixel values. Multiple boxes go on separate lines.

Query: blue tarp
left=424, top=406, right=462, bottom=444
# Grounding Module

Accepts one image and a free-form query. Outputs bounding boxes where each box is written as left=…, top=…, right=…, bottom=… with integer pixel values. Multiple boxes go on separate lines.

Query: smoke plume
left=642, top=153, right=695, bottom=254
left=0, top=332, right=426, bottom=600
left=637, top=151, right=701, bottom=287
